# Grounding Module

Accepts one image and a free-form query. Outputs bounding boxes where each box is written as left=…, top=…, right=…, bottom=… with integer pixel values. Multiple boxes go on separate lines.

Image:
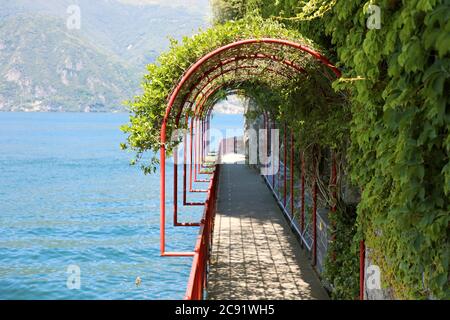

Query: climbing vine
left=329, top=0, right=449, bottom=299
left=323, top=203, right=360, bottom=299
left=121, top=16, right=331, bottom=170
left=211, top=0, right=449, bottom=299
left=124, top=0, right=449, bottom=299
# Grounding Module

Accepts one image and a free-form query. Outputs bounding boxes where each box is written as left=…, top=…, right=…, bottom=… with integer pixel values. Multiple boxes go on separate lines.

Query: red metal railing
left=184, top=163, right=220, bottom=300
left=260, top=118, right=366, bottom=299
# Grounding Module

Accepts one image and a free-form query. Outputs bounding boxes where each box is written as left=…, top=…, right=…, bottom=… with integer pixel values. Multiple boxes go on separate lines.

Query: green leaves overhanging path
left=120, top=16, right=345, bottom=173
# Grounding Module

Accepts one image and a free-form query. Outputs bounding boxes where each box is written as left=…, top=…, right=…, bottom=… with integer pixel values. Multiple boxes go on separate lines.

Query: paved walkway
left=207, top=164, right=329, bottom=300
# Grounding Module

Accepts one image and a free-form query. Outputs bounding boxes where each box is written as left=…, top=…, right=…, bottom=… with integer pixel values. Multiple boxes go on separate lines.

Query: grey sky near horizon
left=118, top=0, right=211, bottom=16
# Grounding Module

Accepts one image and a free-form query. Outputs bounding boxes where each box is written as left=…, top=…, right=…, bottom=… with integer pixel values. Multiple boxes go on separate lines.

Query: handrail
left=184, top=164, right=220, bottom=300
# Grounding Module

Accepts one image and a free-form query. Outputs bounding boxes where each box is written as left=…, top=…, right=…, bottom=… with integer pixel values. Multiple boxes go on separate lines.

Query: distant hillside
left=0, top=14, right=136, bottom=112
left=0, top=0, right=210, bottom=112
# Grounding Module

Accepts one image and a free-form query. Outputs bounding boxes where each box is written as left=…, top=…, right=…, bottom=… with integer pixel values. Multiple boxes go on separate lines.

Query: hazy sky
left=117, top=0, right=211, bottom=14
left=214, top=95, right=246, bottom=114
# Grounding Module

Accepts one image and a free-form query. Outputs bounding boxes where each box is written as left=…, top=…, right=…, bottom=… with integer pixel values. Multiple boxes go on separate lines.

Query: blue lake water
left=0, top=112, right=191, bottom=299
left=0, top=112, right=243, bottom=300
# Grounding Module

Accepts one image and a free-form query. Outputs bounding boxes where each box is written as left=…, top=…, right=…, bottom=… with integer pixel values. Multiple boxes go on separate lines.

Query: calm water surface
left=0, top=112, right=215, bottom=299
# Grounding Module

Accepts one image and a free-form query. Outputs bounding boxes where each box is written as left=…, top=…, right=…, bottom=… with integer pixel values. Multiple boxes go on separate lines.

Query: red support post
left=312, top=152, right=317, bottom=266
left=301, top=151, right=305, bottom=232
left=272, top=120, right=275, bottom=188
left=174, top=146, right=178, bottom=224
left=331, top=152, right=337, bottom=261
left=159, top=123, right=195, bottom=257
left=194, top=118, right=198, bottom=181
left=189, top=118, right=194, bottom=191
left=195, top=118, right=211, bottom=179
left=160, top=132, right=166, bottom=255
left=199, top=119, right=201, bottom=174
left=183, top=129, right=187, bottom=205
left=200, top=119, right=203, bottom=165
left=196, top=118, right=199, bottom=177
left=200, top=119, right=203, bottom=167
left=186, top=117, right=208, bottom=195
left=197, top=118, right=201, bottom=174
left=203, top=118, right=207, bottom=161
left=202, top=118, right=206, bottom=164
left=283, top=123, right=287, bottom=207
left=207, top=114, right=211, bottom=156
left=265, top=114, right=269, bottom=162
left=278, top=125, right=281, bottom=195
left=290, top=130, right=294, bottom=217
left=360, top=240, right=365, bottom=300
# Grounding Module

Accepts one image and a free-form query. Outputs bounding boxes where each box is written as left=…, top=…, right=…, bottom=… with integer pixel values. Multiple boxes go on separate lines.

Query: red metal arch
left=174, top=78, right=268, bottom=226
left=164, top=38, right=340, bottom=131
left=194, top=68, right=290, bottom=117
left=160, top=38, right=341, bottom=257
left=173, top=54, right=302, bottom=127
left=175, top=65, right=290, bottom=126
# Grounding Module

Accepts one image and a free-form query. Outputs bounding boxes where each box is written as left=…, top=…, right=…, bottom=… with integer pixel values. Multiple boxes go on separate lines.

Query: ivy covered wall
left=210, top=0, right=449, bottom=299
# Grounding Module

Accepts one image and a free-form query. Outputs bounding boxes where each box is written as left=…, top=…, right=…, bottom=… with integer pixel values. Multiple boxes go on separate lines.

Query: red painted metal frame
left=174, top=70, right=285, bottom=225
left=185, top=164, right=220, bottom=299
left=172, top=116, right=210, bottom=226
left=194, top=119, right=210, bottom=182
left=159, top=38, right=341, bottom=273
left=174, top=54, right=299, bottom=127
left=173, top=132, right=203, bottom=226
left=183, top=125, right=204, bottom=206
left=278, top=129, right=281, bottom=196
left=331, top=152, right=337, bottom=260
left=184, top=53, right=304, bottom=104
left=195, top=69, right=289, bottom=119
left=283, top=123, right=287, bottom=207
left=360, top=240, right=365, bottom=300
left=188, top=118, right=208, bottom=192
left=300, top=151, right=305, bottom=233
left=194, top=66, right=288, bottom=116
left=272, top=119, right=276, bottom=187
left=312, top=153, right=318, bottom=266
left=186, top=66, right=288, bottom=192
left=193, top=119, right=209, bottom=187
left=290, top=131, right=294, bottom=217
left=175, top=68, right=263, bottom=215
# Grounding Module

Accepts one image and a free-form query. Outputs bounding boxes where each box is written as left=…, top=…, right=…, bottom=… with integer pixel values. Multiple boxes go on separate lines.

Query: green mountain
left=0, top=0, right=210, bottom=112
left=0, top=14, right=136, bottom=112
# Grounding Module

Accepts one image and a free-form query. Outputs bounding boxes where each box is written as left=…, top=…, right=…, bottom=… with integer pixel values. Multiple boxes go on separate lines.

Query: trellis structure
left=155, top=38, right=364, bottom=299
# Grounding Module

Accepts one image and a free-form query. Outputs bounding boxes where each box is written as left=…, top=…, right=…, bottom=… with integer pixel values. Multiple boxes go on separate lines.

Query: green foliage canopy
left=211, top=0, right=449, bottom=299
left=121, top=16, right=345, bottom=171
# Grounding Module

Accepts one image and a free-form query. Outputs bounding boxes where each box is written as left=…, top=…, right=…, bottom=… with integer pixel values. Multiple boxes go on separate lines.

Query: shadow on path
left=207, top=164, right=329, bottom=300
